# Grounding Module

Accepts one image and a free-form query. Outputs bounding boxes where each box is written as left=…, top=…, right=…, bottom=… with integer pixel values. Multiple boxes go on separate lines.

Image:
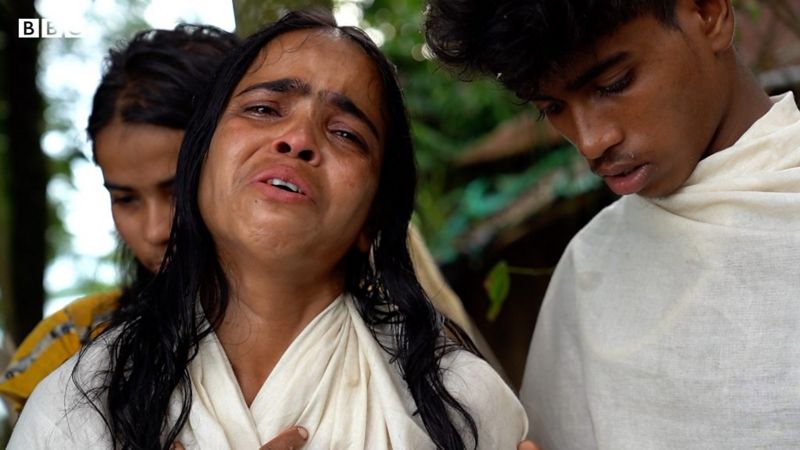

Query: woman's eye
left=332, top=129, right=366, bottom=149
left=245, top=104, right=279, bottom=116
left=597, top=72, right=632, bottom=96
left=111, top=195, right=137, bottom=206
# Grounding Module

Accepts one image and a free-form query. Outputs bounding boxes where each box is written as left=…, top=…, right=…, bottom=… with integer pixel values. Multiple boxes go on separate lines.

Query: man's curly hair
left=424, top=0, right=677, bottom=99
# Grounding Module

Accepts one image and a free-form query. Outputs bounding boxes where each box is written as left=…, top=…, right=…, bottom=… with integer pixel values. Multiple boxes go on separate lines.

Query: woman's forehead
left=234, top=28, right=386, bottom=137
left=250, top=28, right=362, bottom=73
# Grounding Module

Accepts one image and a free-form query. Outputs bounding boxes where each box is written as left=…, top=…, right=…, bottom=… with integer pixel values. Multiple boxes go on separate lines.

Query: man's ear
left=695, top=0, right=735, bottom=52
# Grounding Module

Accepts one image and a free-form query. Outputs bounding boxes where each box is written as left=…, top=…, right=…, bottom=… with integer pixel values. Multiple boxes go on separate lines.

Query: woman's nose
left=144, top=200, right=171, bottom=246
left=272, top=121, right=321, bottom=164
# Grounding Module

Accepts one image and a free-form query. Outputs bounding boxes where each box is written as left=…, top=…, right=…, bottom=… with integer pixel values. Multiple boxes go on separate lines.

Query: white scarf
left=9, top=295, right=528, bottom=449
left=171, top=295, right=443, bottom=449
left=521, top=93, right=800, bottom=449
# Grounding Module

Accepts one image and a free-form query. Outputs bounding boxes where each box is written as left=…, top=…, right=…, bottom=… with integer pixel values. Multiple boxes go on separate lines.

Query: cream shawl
left=520, top=93, right=800, bottom=450
left=10, top=295, right=527, bottom=449
left=174, top=295, right=432, bottom=449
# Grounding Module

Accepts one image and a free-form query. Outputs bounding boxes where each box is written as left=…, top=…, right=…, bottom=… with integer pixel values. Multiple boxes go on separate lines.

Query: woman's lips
left=252, top=180, right=314, bottom=204
left=251, top=165, right=315, bottom=204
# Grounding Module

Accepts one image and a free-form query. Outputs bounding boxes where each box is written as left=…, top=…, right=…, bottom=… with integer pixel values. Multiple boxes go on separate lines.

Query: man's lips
left=593, top=162, right=643, bottom=178
left=593, top=162, right=652, bottom=195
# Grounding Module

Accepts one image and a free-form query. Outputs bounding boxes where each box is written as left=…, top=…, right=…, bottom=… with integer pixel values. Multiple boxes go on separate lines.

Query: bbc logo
left=18, top=18, right=83, bottom=38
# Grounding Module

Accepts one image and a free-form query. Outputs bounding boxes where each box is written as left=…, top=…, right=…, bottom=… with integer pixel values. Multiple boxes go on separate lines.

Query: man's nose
left=571, top=110, right=623, bottom=161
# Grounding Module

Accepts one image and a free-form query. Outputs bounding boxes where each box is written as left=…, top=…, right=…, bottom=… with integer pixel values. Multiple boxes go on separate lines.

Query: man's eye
left=597, top=72, right=633, bottom=96
left=536, top=103, right=563, bottom=121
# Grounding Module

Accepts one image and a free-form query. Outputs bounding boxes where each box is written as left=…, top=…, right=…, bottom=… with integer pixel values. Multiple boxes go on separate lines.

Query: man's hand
left=518, top=439, right=541, bottom=450
left=171, top=426, right=308, bottom=450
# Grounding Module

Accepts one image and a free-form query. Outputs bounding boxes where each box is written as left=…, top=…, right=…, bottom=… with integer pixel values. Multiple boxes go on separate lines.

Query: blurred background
left=0, top=0, right=799, bottom=442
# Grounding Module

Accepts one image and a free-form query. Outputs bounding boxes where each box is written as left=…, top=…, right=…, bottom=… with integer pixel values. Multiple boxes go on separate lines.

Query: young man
left=426, top=0, right=800, bottom=448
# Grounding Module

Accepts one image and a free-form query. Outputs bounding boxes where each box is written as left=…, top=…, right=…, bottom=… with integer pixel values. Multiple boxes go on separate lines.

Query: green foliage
left=733, top=0, right=762, bottom=20
left=483, top=260, right=554, bottom=321
left=0, top=102, right=8, bottom=328
left=0, top=2, right=8, bottom=325
left=234, top=0, right=333, bottom=36
left=361, top=0, right=538, bottom=259
left=484, top=260, right=510, bottom=322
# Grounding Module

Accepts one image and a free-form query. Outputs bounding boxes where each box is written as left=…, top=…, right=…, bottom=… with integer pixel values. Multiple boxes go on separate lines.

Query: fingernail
left=296, top=426, right=309, bottom=440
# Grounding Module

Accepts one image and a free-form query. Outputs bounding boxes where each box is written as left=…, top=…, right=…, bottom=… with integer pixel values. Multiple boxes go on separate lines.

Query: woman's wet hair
left=87, top=24, right=240, bottom=158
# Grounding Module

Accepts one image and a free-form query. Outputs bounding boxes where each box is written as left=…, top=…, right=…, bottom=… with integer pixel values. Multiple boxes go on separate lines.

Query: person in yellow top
left=0, top=24, right=241, bottom=415
left=0, top=291, right=119, bottom=412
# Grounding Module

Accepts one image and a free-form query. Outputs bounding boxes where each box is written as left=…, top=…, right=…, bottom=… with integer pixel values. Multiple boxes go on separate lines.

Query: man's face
left=532, top=11, right=729, bottom=197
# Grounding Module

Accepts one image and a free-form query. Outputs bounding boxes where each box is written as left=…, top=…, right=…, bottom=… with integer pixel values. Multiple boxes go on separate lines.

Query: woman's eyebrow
left=322, top=91, right=380, bottom=141
left=104, top=176, right=174, bottom=191
left=235, top=78, right=311, bottom=97
left=234, top=77, right=380, bottom=141
left=104, top=181, right=134, bottom=191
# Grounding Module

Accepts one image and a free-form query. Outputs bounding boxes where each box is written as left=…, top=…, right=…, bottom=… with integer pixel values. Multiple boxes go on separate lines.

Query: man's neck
left=704, top=64, right=773, bottom=158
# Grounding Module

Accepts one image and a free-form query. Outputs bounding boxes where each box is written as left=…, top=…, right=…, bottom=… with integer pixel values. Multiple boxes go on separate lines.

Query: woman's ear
left=356, top=229, right=372, bottom=253
left=695, top=0, right=735, bottom=52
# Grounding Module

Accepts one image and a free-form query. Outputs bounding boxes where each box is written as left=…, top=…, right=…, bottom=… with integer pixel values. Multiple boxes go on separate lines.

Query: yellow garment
left=0, top=290, right=120, bottom=413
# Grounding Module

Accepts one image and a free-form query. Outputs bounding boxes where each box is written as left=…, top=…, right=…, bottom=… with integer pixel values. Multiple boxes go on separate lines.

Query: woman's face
left=94, top=118, right=182, bottom=273
left=198, top=29, right=385, bottom=283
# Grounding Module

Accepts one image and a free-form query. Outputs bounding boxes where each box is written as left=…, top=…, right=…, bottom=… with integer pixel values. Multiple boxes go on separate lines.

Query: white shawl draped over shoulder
left=10, top=294, right=527, bottom=449
left=520, top=93, right=800, bottom=450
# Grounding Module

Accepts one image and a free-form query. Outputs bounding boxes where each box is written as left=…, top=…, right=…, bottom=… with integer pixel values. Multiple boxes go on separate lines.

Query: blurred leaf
left=484, top=260, right=510, bottom=322
left=233, top=0, right=332, bottom=36
left=733, top=0, right=762, bottom=20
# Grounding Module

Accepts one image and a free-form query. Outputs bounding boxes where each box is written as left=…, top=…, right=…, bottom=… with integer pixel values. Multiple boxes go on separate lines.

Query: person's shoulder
left=439, top=349, right=517, bottom=403
left=8, top=344, right=112, bottom=448
left=28, top=331, right=112, bottom=400
left=63, top=289, right=122, bottom=323
left=440, top=349, right=529, bottom=448
left=0, top=290, right=120, bottom=413
left=577, top=195, right=638, bottom=233
left=564, top=194, right=652, bottom=253
left=12, top=289, right=120, bottom=358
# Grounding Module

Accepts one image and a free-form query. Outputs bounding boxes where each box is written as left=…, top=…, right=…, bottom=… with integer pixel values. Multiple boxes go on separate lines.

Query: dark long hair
left=424, top=0, right=677, bottom=99
left=75, top=22, right=238, bottom=447
left=83, top=9, right=478, bottom=450
left=85, top=24, right=239, bottom=295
